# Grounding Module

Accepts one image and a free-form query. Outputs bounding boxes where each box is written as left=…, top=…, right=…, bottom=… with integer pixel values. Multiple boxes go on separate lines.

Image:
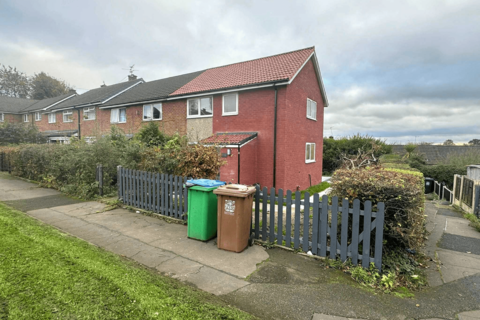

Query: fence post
left=117, top=165, right=122, bottom=200
left=96, top=164, right=103, bottom=196
left=474, top=185, right=480, bottom=218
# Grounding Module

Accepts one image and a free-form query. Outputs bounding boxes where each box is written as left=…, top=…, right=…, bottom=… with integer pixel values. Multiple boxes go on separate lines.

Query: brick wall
left=34, top=110, right=78, bottom=132
left=280, top=59, right=324, bottom=191
left=219, top=147, right=238, bottom=184
left=239, top=138, right=257, bottom=185
left=2, top=113, right=22, bottom=124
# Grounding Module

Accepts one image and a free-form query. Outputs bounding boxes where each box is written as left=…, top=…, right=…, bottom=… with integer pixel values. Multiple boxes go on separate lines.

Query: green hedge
left=409, top=162, right=465, bottom=189
left=330, top=167, right=425, bottom=252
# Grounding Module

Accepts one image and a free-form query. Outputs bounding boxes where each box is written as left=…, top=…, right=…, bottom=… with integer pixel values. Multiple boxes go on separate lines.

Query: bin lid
left=187, top=179, right=225, bottom=188
left=189, top=185, right=219, bottom=192
left=213, top=184, right=256, bottom=197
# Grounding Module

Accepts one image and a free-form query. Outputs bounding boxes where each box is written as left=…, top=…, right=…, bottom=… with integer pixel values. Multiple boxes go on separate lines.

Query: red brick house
left=0, top=47, right=328, bottom=190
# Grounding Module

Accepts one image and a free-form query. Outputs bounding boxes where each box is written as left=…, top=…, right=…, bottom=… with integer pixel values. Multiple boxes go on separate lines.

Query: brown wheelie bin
left=213, top=184, right=256, bottom=253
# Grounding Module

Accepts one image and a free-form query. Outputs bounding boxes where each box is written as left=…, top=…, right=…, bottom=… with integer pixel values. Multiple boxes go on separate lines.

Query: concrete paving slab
left=65, top=224, right=120, bottom=241
left=437, top=208, right=463, bottom=218
left=0, top=178, right=40, bottom=191
left=444, top=216, right=480, bottom=240
left=458, top=310, right=480, bottom=320
left=0, top=187, right=60, bottom=201
left=156, top=256, right=203, bottom=278
left=121, top=224, right=169, bottom=243
left=312, top=315, right=359, bottom=320
left=51, top=201, right=106, bottom=216
left=182, top=265, right=249, bottom=295
left=130, top=247, right=176, bottom=268
left=50, top=216, right=90, bottom=232
left=437, top=249, right=480, bottom=283
left=88, top=233, right=125, bottom=248
left=3, top=194, right=83, bottom=212
left=104, top=237, right=151, bottom=258
left=27, top=208, right=72, bottom=224
left=438, top=233, right=480, bottom=255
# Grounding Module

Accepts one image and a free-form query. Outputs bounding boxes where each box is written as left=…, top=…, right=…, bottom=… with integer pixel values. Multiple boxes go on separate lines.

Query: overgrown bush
left=409, top=163, right=465, bottom=189
left=1, top=127, right=224, bottom=199
left=330, top=167, right=425, bottom=252
left=0, top=122, right=47, bottom=145
left=135, top=122, right=172, bottom=147
left=323, top=134, right=392, bottom=173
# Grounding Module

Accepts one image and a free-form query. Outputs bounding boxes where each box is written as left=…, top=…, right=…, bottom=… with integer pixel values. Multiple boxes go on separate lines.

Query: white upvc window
left=187, top=96, right=213, bottom=118
left=23, top=114, right=29, bottom=122
left=35, top=112, right=42, bottom=121
left=143, top=103, right=162, bottom=121
left=83, top=107, right=96, bottom=121
left=222, top=93, right=238, bottom=116
left=0, top=113, right=4, bottom=122
left=306, top=98, right=317, bottom=120
left=48, top=113, right=56, bottom=124
left=110, top=108, right=126, bottom=123
left=305, top=143, right=316, bottom=163
left=63, top=110, right=73, bottom=123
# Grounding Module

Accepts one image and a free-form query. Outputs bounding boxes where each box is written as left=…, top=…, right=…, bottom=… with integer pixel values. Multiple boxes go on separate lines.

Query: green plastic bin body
left=187, top=186, right=219, bottom=241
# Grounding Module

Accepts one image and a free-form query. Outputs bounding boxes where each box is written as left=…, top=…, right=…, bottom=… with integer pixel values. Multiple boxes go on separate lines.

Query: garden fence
left=117, top=166, right=188, bottom=220
left=253, top=186, right=385, bottom=271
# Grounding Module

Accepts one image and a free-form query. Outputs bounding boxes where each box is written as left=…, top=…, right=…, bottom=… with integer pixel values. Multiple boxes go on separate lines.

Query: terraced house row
left=0, top=47, right=328, bottom=190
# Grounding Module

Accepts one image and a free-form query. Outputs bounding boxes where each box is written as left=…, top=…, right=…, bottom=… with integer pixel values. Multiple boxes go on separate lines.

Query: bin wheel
left=249, top=233, right=255, bottom=246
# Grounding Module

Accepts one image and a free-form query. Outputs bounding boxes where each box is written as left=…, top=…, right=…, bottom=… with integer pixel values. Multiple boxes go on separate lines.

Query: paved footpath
left=2, top=173, right=480, bottom=320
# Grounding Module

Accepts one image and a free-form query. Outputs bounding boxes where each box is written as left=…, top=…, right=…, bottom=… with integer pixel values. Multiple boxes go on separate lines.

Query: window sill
left=143, top=118, right=162, bottom=122
left=187, top=115, right=213, bottom=119
left=63, top=121, right=73, bottom=123
left=305, top=160, right=316, bottom=164
left=111, top=122, right=126, bottom=124
left=306, top=116, right=317, bottom=121
left=48, top=122, right=56, bottom=124
left=84, top=119, right=96, bottom=121
left=222, top=112, right=238, bottom=117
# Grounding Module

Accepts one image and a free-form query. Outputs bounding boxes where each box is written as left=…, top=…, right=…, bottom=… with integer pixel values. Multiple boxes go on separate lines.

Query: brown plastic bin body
left=213, top=185, right=256, bottom=253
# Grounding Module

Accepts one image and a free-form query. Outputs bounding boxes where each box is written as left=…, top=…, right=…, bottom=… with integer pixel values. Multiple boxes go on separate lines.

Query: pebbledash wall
left=213, top=59, right=324, bottom=191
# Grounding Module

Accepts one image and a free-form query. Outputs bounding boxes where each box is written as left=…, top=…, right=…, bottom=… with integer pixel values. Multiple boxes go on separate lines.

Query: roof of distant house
left=21, top=93, right=77, bottom=112
left=201, top=132, right=258, bottom=146
left=170, top=47, right=321, bottom=97
left=0, top=95, right=38, bottom=113
left=48, top=79, right=144, bottom=111
left=101, top=71, right=204, bottom=108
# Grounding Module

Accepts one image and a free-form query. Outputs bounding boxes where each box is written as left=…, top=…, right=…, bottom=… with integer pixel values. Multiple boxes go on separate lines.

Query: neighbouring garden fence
left=117, top=166, right=188, bottom=220
left=453, top=174, right=480, bottom=217
left=253, top=186, right=385, bottom=271
left=433, top=180, right=453, bottom=203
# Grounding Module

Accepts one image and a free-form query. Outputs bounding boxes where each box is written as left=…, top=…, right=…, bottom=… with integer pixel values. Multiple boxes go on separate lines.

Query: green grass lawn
left=0, top=203, right=254, bottom=320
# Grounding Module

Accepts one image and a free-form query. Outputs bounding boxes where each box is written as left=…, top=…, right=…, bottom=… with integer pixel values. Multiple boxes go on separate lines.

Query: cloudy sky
left=1, top=0, right=479, bottom=144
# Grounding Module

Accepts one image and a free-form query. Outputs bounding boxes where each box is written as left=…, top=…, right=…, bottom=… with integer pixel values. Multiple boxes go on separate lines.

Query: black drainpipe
left=77, top=108, right=81, bottom=139
left=273, top=85, right=278, bottom=188
left=237, top=145, right=241, bottom=184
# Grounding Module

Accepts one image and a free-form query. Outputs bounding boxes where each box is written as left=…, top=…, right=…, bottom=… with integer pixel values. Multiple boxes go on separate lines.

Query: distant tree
left=0, top=64, right=30, bottom=98
left=30, top=72, right=72, bottom=100
left=468, top=139, right=480, bottom=146
left=443, top=139, right=455, bottom=146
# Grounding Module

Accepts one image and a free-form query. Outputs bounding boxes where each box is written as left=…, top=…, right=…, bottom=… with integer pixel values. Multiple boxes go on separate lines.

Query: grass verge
left=0, top=203, right=254, bottom=320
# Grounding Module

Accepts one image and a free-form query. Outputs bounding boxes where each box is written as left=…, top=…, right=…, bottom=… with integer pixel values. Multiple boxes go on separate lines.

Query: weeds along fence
left=117, top=166, right=188, bottom=220
left=253, top=186, right=385, bottom=270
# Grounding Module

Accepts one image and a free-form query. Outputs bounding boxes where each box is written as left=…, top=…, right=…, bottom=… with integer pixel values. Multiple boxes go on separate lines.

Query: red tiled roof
left=201, top=132, right=257, bottom=145
left=170, top=47, right=315, bottom=96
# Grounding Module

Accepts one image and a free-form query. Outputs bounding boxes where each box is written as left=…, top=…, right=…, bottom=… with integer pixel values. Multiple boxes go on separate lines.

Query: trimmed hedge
left=409, top=162, right=465, bottom=189
left=330, top=167, right=425, bottom=251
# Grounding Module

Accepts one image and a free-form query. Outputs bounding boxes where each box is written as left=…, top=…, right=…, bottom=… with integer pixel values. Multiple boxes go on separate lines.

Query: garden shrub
left=409, top=162, right=465, bottom=189
left=323, top=134, right=392, bottom=173
left=0, top=122, right=47, bottom=145
left=330, top=167, right=425, bottom=252
left=135, top=122, right=172, bottom=147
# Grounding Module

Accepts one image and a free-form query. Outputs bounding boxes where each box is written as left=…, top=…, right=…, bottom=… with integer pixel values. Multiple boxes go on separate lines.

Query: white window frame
left=48, top=113, right=56, bottom=124
left=83, top=107, right=96, bottom=121
left=187, top=96, right=213, bottom=118
left=143, top=103, right=162, bottom=121
left=0, top=113, right=4, bottom=122
left=35, top=112, right=42, bottom=121
left=23, top=114, right=29, bottom=122
left=222, top=93, right=238, bottom=116
left=63, top=110, right=73, bottom=123
left=305, top=143, right=316, bottom=163
left=306, top=98, right=317, bottom=121
left=110, top=108, right=127, bottom=124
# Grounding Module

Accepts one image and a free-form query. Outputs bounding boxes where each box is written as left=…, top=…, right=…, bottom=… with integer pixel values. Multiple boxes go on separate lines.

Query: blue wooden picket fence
left=253, top=186, right=385, bottom=270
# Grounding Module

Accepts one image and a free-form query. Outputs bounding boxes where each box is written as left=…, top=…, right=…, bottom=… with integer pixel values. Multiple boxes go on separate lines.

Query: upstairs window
left=143, top=103, right=162, bottom=121
left=306, top=143, right=316, bottom=163
left=83, top=107, right=96, bottom=121
left=222, top=93, right=238, bottom=116
left=63, top=110, right=73, bottom=123
left=111, top=108, right=126, bottom=123
left=23, top=114, right=29, bottom=122
left=35, top=112, right=42, bottom=121
left=48, top=113, right=56, bottom=123
left=0, top=113, right=3, bottom=122
left=306, top=98, right=317, bottom=120
left=187, top=97, right=212, bottom=118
